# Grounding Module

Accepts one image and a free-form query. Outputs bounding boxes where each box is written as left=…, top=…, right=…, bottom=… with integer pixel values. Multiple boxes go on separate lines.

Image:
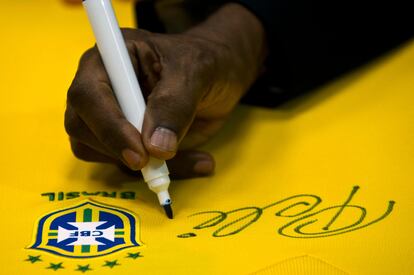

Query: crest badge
left=28, top=200, right=142, bottom=258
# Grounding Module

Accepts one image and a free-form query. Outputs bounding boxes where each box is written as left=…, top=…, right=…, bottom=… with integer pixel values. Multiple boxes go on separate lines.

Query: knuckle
left=124, top=39, right=136, bottom=54
left=69, top=47, right=106, bottom=110
left=199, top=54, right=219, bottom=78
left=121, top=28, right=153, bottom=49
left=184, top=46, right=218, bottom=82
left=120, top=28, right=138, bottom=40
left=197, top=50, right=216, bottom=69
left=79, top=47, right=100, bottom=66
left=70, top=141, right=89, bottom=160
left=67, top=79, right=90, bottom=109
left=121, top=28, right=151, bottom=42
left=64, top=110, right=82, bottom=137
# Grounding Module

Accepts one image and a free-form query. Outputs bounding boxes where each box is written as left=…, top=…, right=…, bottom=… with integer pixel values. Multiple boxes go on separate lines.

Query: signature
left=177, top=186, right=395, bottom=239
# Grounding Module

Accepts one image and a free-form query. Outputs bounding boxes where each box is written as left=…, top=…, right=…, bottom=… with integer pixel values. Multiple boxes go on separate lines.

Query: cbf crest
left=28, top=200, right=142, bottom=258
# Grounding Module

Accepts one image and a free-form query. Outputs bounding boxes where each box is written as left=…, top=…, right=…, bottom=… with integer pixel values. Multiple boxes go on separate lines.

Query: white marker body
left=83, top=0, right=171, bottom=206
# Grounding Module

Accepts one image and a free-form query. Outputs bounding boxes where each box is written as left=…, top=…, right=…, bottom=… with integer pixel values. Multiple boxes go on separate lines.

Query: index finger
left=67, top=48, right=149, bottom=170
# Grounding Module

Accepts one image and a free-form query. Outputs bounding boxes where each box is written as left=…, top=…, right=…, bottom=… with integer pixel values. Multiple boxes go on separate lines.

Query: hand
left=65, top=4, right=266, bottom=179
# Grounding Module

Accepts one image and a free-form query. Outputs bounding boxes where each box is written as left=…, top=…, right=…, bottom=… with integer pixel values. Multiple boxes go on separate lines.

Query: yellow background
left=0, top=1, right=413, bottom=274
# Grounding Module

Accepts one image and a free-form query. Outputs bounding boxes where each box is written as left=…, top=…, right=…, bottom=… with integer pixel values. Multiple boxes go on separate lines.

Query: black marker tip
left=163, top=204, right=173, bottom=219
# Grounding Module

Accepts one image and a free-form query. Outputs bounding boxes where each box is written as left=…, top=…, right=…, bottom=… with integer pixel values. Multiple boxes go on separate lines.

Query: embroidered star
left=25, top=255, right=42, bottom=264
left=75, top=264, right=92, bottom=273
left=126, top=252, right=143, bottom=259
left=103, top=260, right=120, bottom=268
left=47, top=262, right=64, bottom=271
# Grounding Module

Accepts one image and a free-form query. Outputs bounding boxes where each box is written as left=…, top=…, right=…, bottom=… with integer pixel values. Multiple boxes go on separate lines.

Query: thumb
left=141, top=72, right=204, bottom=160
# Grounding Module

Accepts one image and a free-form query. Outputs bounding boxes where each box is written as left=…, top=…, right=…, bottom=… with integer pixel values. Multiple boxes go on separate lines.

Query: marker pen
left=82, top=0, right=173, bottom=219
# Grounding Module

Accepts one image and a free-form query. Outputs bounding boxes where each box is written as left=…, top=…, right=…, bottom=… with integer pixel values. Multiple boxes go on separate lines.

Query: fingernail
left=150, top=127, right=177, bottom=152
left=193, top=160, right=214, bottom=175
left=121, top=149, right=141, bottom=171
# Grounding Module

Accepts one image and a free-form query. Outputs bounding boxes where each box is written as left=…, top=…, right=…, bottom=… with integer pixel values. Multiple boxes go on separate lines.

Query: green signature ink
left=178, top=186, right=395, bottom=239
left=177, top=232, right=197, bottom=238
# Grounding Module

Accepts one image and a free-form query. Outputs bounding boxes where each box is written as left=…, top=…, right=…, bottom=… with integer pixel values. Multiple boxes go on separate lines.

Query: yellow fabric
left=0, top=1, right=413, bottom=274
left=251, top=256, right=348, bottom=275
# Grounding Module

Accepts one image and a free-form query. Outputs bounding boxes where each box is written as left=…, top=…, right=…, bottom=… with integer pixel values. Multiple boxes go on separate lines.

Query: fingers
left=116, top=150, right=215, bottom=179
left=65, top=107, right=111, bottom=156
left=69, top=138, right=116, bottom=163
left=66, top=48, right=148, bottom=170
left=66, top=31, right=220, bottom=179
left=167, top=150, right=215, bottom=179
